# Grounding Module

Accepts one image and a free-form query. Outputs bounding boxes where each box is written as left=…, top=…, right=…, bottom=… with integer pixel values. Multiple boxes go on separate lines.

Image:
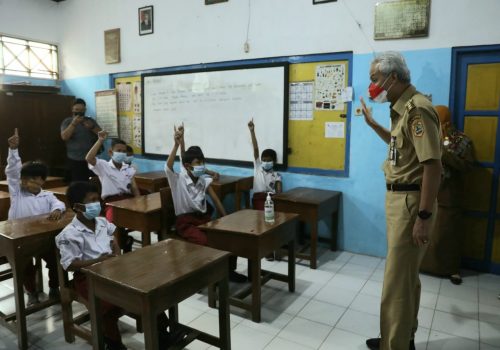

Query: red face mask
left=368, top=82, right=385, bottom=100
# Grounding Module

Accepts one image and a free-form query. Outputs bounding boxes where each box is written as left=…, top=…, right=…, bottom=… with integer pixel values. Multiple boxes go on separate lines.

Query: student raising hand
left=8, top=128, right=19, bottom=149
left=248, top=119, right=254, bottom=132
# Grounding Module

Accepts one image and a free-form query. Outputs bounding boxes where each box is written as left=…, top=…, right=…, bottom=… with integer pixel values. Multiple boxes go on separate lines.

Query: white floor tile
left=479, top=321, right=500, bottom=347
left=319, top=328, right=367, bottom=350
left=230, top=323, right=275, bottom=350
left=337, top=263, right=376, bottom=279
left=369, top=268, right=385, bottom=282
left=439, top=282, right=478, bottom=304
left=415, top=327, right=431, bottom=350
left=326, top=274, right=367, bottom=293
left=263, top=290, right=310, bottom=316
left=359, top=280, right=383, bottom=298
left=420, top=274, right=442, bottom=294
left=480, top=343, right=500, bottom=350
left=479, top=303, right=500, bottom=326
left=314, top=284, right=357, bottom=308
left=240, top=306, right=294, bottom=336
left=431, top=310, right=479, bottom=341
left=436, top=295, right=478, bottom=319
left=265, top=336, right=314, bottom=350
left=336, top=309, right=380, bottom=338
left=479, top=288, right=500, bottom=307
left=349, top=254, right=382, bottom=269
left=418, top=307, right=434, bottom=329
left=427, top=330, right=479, bottom=350
left=298, top=299, right=346, bottom=326
left=278, top=316, right=332, bottom=349
left=188, top=312, right=240, bottom=338
left=349, top=293, right=381, bottom=317
left=297, top=268, right=335, bottom=285
left=420, top=291, right=439, bottom=309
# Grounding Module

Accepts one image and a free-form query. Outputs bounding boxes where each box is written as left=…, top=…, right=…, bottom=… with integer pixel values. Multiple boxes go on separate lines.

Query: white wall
left=54, top=0, right=500, bottom=79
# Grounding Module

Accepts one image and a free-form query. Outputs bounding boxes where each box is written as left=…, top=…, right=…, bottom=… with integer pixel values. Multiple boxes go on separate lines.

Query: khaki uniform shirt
left=383, top=85, right=441, bottom=185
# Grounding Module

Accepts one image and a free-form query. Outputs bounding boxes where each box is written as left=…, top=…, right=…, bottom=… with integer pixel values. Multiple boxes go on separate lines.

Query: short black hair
left=126, top=145, right=133, bottom=153
left=73, top=98, right=86, bottom=107
left=261, top=149, right=277, bottom=163
left=111, top=138, right=127, bottom=148
left=183, top=146, right=205, bottom=165
left=66, top=181, right=99, bottom=209
left=20, top=161, right=48, bottom=180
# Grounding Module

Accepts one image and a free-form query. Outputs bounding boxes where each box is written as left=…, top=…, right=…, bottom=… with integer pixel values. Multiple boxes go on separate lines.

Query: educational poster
left=95, top=90, right=118, bottom=137
left=289, top=82, right=314, bottom=120
left=117, top=81, right=132, bottom=112
left=314, top=63, right=346, bottom=111
left=115, top=76, right=142, bottom=153
left=325, top=122, right=345, bottom=139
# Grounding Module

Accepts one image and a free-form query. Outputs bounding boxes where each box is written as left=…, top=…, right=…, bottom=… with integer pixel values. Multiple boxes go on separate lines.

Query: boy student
left=6, top=128, right=66, bottom=305
left=248, top=119, right=282, bottom=260
left=55, top=182, right=176, bottom=350
left=165, top=124, right=246, bottom=283
left=85, top=131, right=140, bottom=252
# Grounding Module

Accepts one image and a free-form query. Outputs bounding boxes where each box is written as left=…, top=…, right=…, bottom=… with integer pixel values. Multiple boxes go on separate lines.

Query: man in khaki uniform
left=361, top=52, right=442, bottom=350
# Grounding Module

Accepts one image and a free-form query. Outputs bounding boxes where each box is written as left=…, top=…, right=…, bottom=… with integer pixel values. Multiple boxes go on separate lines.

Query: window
left=0, top=35, right=58, bottom=80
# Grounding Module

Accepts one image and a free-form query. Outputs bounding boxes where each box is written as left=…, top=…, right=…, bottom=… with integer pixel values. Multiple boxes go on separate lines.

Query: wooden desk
left=273, top=187, right=341, bottom=269
left=105, top=193, right=161, bottom=246
left=47, top=186, right=69, bottom=208
left=0, top=211, right=75, bottom=349
left=200, top=209, right=298, bottom=322
left=0, top=176, right=65, bottom=193
left=134, top=171, right=167, bottom=194
left=84, top=239, right=231, bottom=350
left=0, top=191, right=10, bottom=221
left=212, top=175, right=253, bottom=212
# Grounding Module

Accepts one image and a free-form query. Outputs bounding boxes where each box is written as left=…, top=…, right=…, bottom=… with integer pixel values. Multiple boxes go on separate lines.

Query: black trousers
left=65, top=158, right=95, bottom=183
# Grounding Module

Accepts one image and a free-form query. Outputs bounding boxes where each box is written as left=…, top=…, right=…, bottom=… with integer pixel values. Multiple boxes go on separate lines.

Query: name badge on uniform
left=389, top=136, right=397, bottom=166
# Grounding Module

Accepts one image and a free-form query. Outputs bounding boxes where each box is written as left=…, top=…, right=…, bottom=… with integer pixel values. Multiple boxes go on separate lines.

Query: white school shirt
left=5, top=149, right=66, bottom=220
left=89, top=159, right=136, bottom=199
left=165, top=164, right=212, bottom=216
left=253, top=158, right=282, bottom=194
left=55, top=216, right=116, bottom=270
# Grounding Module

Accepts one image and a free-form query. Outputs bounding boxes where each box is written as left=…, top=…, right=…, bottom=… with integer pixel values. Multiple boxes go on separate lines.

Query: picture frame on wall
left=205, top=0, right=228, bottom=5
left=139, top=5, right=154, bottom=35
left=104, top=28, right=120, bottom=64
left=312, top=0, right=337, bottom=4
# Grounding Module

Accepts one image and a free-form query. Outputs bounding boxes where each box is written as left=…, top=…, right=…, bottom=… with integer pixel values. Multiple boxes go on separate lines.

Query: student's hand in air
left=177, top=122, right=184, bottom=137
left=7, top=128, right=19, bottom=149
left=174, top=125, right=183, bottom=145
left=47, top=209, right=63, bottom=221
left=98, top=130, right=108, bottom=141
left=248, top=118, right=255, bottom=131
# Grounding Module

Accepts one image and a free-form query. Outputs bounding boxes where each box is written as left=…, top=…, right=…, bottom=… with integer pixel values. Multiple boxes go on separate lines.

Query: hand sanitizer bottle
left=264, top=192, right=275, bottom=224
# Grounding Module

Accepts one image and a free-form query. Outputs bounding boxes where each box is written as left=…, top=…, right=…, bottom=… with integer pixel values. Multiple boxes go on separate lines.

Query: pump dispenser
left=264, top=192, right=275, bottom=223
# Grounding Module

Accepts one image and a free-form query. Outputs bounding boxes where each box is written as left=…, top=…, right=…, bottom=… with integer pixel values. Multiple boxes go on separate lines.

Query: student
left=55, top=182, right=177, bottom=350
left=6, top=128, right=66, bottom=305
left=85, top=131, right=140, bottom=252
left=165, top=125, right=246, bottom=283
left=248, top=119, right=282, bottom=260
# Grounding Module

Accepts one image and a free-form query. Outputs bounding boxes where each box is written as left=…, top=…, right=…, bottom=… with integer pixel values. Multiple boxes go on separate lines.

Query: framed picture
left=104, top=28, right=120, bottom=64
left=139, top=6, right=154, bottom=35
left=312, top=0, right=337, bottom=4
left=205, top=0, right=228, bottom=5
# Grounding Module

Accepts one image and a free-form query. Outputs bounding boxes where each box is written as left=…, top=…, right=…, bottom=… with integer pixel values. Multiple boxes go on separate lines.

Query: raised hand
left=8, top=128, right=19, bottom=149
left=248, top=118, right=255, bottom=132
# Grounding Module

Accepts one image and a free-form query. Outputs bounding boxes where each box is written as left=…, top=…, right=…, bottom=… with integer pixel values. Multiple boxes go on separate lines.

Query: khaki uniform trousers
left=381, top=191, right=437, bottom=350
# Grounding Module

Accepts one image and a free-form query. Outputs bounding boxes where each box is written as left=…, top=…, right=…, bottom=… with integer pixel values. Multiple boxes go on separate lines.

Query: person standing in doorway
left=361, top=51, right=442, bottom=350
left=60, top=98, right=102, bottom=182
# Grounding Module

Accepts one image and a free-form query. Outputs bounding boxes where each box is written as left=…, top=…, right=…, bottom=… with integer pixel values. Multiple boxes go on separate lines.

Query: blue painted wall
left=58, top=47, right=452, bottom=258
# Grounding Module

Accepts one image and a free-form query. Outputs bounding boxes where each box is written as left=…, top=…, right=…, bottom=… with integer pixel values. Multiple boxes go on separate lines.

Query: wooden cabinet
left=0, top=86, right=74, bottom=179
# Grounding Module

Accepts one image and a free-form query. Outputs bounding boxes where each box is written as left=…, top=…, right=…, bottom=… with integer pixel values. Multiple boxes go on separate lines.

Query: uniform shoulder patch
left=412, top=117, right=424, bottom=137
left=405, top=98, right=417, bottom=114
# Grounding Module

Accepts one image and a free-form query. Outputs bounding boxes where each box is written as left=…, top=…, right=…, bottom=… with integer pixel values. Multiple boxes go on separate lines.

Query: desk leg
left=208, top=284, right=217, bottom=308
left=12, top=261, right=28, bottom=350
left=88, top=278, right=105, bottom=350
left=331, top=210, right=338, bottom=251
left=142, top=303, right=159, bottom=350
left=218, top=276, right=231, bottom=350
left=310, top=220, right=318, bottom=270
left=141, top=231, right=151, bottom=246
left=288, top=240, right=295, bottom=293
left=250, top=259, right=261, bottom=322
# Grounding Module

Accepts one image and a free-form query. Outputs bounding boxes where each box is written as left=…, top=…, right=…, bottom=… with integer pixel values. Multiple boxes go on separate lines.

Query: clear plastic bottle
left=264, top=192, right=275, bottom=224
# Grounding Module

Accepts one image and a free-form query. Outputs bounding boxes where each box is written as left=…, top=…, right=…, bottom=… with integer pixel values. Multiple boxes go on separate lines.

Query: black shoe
left=366, top=338, right=415, bottom=350
left=229, top=271, right=247, bottom=283
left=104, top=337, right=127, bottom=350
left=450, top=275, right=463, bottom=285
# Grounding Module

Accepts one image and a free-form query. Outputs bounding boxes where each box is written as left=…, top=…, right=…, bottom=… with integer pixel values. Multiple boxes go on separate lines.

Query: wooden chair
left=159, top=187, right=181, bottom=241
left=235, top=176, right=254, bottom=210
left=57, top=251, right=142, bottom=344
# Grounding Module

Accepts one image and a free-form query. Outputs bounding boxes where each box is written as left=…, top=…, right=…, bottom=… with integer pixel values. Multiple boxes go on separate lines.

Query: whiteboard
left=142, top=64, right=288, bottom=165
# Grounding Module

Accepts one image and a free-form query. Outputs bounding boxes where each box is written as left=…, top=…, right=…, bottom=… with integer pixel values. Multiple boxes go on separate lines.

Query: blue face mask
left=261, top=161, right=273, bottom=171
left=112, top=151, right=127, bottom=163
left=191, top=165, right=206, bottom=178
left=82, top=202, right=101, bottom=220
left=124, top=155, right=133, bottom=165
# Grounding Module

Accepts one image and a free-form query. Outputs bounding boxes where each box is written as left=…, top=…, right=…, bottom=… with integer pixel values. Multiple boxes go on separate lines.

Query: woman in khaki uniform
left=420, top=105, right=475, bottom=284
left=360, top=52, right=442, bottom=350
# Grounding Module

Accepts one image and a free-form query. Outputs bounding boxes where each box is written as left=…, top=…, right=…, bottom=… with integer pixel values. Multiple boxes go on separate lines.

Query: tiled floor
left=1, top=242, right=500, bottom=349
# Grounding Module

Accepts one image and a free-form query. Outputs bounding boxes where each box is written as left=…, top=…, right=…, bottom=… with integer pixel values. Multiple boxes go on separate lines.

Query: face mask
left=82, top=202, right=101, bottom=220
left=124, top=155, right=133, bottom=165
left=261, top=161, right=273, bottom=171
left=191, top=165, right=206, bottom=178
left=368, top=75, right=392, bottom=103
left=112, top=151, right=127, bottom=163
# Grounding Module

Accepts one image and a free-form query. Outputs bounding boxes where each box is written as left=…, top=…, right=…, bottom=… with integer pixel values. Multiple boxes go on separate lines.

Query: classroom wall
left=1, top=0, right=499, bottom=257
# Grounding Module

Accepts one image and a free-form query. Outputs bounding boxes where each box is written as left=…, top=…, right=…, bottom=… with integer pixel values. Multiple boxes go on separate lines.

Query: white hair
left=372, top=51, right=411, bottom=83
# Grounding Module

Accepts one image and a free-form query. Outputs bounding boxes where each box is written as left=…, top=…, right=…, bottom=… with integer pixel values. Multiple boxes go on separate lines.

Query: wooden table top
left=199, top=209, right=299, bottom=236
left=0, top=211, right=74, bottom=241
left=83, top=239, right=230, bottom=294
left=273, top=187, right=341, bottom=205
left=212, top=175, right=244, bottom=186
left=47, top=186, right=69, bottom=196
left=0, top=191, right=9, bottom=199
left=134, top=171, right=166, bottom=181
left=105, top=193, right=160, bottom=213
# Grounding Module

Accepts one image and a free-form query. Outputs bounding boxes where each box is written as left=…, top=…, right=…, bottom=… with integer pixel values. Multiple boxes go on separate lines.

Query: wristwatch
left=418, top=210, right=432, bottom=220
